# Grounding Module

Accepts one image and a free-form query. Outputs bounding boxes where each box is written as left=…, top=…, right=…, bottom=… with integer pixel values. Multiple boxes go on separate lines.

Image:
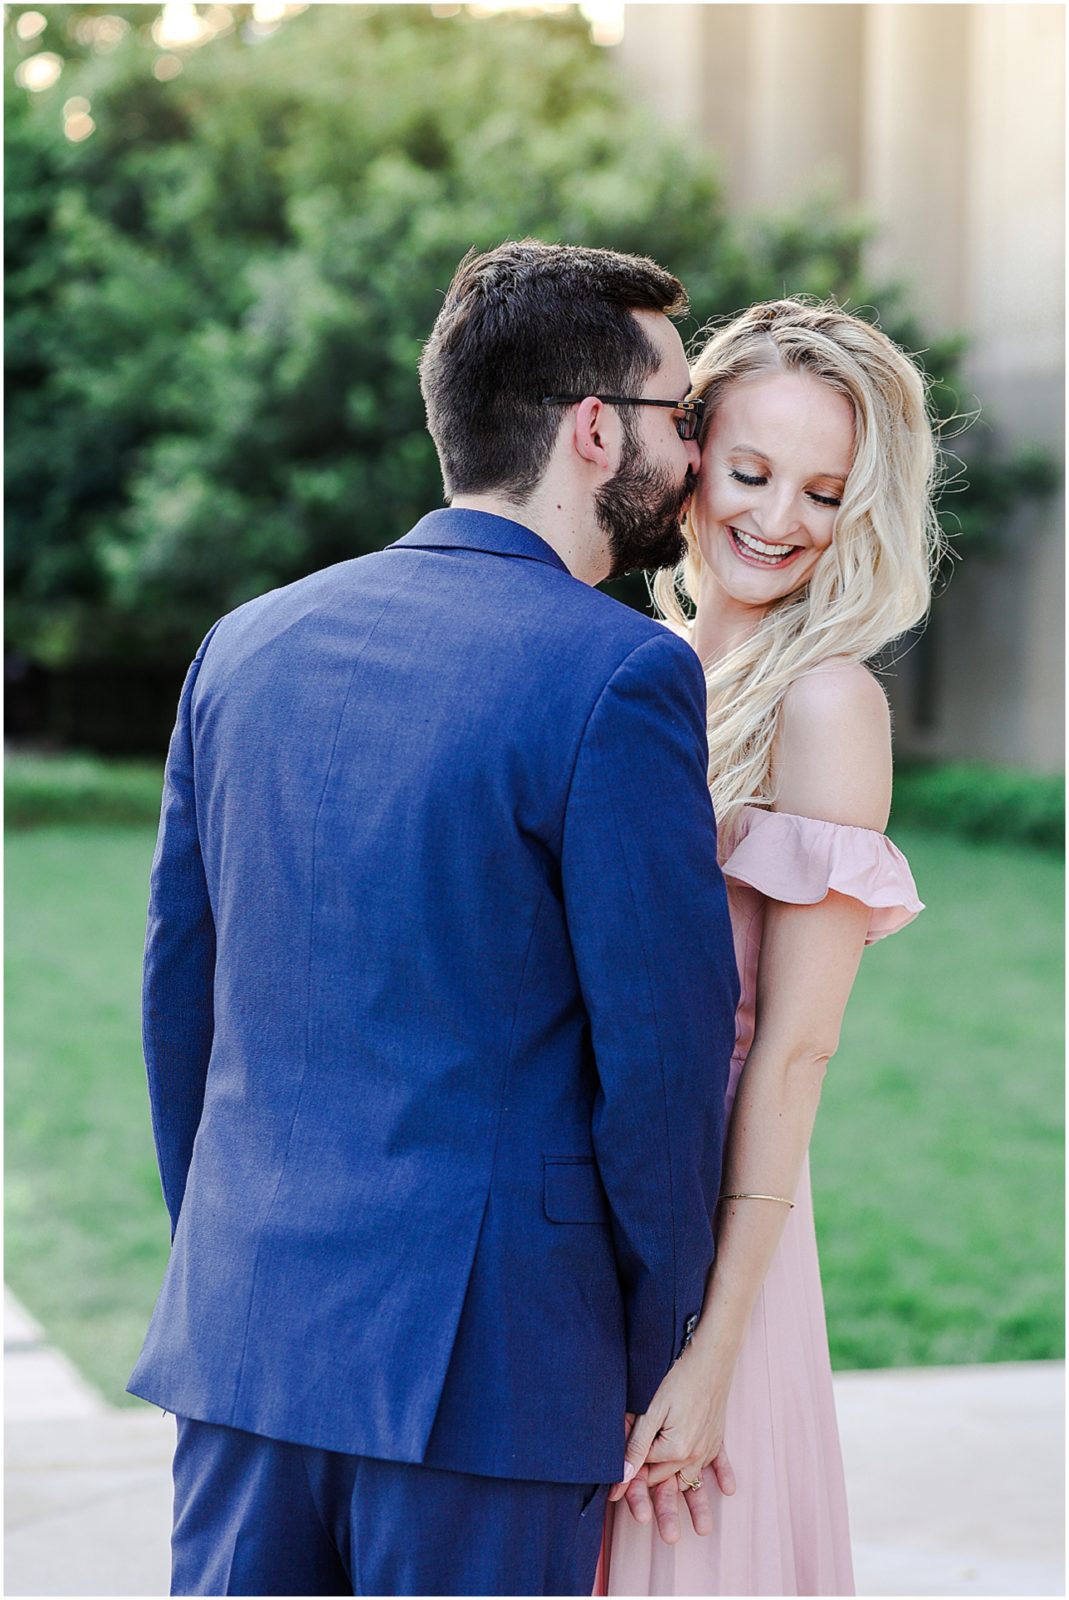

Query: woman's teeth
left=731, top=527, right=799, bottom=565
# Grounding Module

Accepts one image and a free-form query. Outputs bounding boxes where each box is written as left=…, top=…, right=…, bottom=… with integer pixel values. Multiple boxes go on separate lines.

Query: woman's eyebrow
left=729, top=443, right=847, bottom=481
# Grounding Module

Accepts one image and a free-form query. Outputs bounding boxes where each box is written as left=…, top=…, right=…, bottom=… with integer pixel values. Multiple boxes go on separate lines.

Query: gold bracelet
left=719, top=1192, right=795, bottom=1209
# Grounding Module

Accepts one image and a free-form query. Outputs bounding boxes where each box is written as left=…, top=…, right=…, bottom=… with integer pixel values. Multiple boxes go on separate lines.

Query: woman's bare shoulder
left=781, top=656, right=890, bottom=723
left=775, top=659, right=892, bottom=829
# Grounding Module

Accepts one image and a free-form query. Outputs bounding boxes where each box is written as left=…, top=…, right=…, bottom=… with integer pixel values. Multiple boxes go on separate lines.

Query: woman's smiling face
left=692, top=369, right=856, bottom=615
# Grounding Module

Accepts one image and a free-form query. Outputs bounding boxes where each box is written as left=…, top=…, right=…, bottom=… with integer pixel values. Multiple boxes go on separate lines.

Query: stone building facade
left=614, top=3, right=1064, bottom=770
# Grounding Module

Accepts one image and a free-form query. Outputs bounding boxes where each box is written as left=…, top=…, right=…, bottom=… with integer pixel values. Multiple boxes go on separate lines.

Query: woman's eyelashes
left=728, top=467, right=841, bottom=509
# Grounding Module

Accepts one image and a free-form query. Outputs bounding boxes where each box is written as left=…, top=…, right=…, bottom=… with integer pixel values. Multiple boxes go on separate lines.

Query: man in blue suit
left=129, top=240, right=739, bottom=1596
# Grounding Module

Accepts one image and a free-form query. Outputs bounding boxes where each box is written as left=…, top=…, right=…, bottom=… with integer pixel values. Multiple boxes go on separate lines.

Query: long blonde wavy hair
left=652, top=298, right=944, bottom=845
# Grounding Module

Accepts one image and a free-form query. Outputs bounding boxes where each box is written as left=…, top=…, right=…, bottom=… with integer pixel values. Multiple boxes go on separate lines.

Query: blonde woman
left=598, top=299, right=941, bottom=1596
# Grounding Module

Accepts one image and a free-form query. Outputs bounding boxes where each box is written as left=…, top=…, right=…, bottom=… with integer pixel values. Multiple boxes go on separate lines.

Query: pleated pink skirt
left=597, top=1155, right=855, bottom=1596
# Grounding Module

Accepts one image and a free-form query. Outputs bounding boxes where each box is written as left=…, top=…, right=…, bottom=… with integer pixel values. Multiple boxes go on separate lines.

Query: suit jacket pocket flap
left=543, top=1157, right=608, bottom=1225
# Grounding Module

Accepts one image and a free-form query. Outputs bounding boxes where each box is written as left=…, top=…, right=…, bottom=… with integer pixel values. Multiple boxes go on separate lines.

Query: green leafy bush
left=891, top=763, right=1064, bottom=851
left=4, top=4, right=1056, bottom=748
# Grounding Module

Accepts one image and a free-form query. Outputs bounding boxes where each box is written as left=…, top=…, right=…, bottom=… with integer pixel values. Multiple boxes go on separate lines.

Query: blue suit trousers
left=171, top=1416, right=608, bottom=1597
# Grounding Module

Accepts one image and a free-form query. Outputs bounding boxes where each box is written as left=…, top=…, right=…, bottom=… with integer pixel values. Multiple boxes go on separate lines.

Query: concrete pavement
left=5, top=1287, right=174, bottom=1596
left=4, top=1287, right=1064, bottom=1596
left=835, top=1362, right=1064, bottom=1596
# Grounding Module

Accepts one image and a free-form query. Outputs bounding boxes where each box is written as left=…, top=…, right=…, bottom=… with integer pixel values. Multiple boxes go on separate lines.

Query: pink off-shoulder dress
left=598, top=806, right=923, bottom=1598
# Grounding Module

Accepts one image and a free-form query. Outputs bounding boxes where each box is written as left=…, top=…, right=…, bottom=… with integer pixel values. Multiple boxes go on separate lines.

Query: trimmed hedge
left=891, top=762, right=1064, bottom=852
left=5, top=751, right=163, bottom=829
left=6, top=750, right=1063, bottom=851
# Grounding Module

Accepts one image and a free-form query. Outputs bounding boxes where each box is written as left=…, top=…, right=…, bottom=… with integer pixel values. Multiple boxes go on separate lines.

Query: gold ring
left=678, top=1472, right=702, bottom=1492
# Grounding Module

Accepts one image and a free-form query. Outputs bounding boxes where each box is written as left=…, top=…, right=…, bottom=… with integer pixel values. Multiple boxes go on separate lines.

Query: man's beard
left=596, top=441, right=696, bottom=582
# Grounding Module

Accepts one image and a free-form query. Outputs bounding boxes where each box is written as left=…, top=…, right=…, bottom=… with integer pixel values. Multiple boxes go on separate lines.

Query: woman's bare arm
left=690, top=662, right=892, bottom=1380
left=616, top=662, right=894, bottom=1532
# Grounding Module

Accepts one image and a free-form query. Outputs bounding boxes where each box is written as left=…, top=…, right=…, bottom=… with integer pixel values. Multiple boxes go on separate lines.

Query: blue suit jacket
left=127, top=509, right=739, bottom=1484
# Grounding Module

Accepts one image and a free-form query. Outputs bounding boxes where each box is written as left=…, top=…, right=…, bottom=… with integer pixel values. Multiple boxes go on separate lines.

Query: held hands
left=609, top=1354, right=736, bottom=1545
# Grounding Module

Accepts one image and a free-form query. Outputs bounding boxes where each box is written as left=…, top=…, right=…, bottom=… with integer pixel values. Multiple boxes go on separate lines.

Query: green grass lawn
left=813, top=827, right=1063, bottom=1368
left=5, top=821, right=1063, bottom=1403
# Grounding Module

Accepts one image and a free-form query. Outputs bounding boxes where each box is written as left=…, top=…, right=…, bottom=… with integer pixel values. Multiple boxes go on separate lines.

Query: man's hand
left=618, top=1461, right=720, bottom=1543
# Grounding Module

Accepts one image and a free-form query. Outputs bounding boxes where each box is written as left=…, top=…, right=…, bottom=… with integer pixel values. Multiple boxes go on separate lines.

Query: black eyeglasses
left=540, top=394, right=705, bottom=442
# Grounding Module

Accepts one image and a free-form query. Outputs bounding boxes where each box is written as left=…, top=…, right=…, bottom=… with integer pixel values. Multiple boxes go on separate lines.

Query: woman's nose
left=755, top=489, right=802, bottom=540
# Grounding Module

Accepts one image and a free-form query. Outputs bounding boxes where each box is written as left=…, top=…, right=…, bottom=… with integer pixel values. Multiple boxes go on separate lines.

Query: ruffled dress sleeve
left=721, top=807, right=924, bottom=944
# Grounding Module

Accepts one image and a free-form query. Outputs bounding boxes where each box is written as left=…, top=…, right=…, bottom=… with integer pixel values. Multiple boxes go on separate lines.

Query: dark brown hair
left=419, top=239, right=689, bottom=502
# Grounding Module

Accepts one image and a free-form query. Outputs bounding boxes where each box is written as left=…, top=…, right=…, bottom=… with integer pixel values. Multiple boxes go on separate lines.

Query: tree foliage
left=5, top=3, right=1055, bottom=727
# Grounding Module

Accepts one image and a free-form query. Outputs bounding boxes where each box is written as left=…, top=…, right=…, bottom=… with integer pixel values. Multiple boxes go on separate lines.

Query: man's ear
left=572, top=396, right=615, bottom=471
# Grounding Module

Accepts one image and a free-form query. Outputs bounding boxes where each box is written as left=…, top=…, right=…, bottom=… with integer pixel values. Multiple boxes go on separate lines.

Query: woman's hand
left=609, top=1357, right=736, bottom=1544
left=624, top=1346, right=735, bottom=1489
left=612, top=1406, right=735, bottom=1544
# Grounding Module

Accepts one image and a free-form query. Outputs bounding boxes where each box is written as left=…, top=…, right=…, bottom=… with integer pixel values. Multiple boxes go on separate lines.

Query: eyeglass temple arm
left=540, top=395, right=702, bottom=410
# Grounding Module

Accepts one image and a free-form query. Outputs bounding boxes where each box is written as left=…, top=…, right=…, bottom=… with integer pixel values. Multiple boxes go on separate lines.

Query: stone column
left=616, top=5, right=864, bottom=210
left=614, top=4, right=710, bottom=143
left=961, top=3, right=1065, bottom=768
left=742, top=5, right=864, bottom=209
left=860, top=4, right=970, bottom=328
